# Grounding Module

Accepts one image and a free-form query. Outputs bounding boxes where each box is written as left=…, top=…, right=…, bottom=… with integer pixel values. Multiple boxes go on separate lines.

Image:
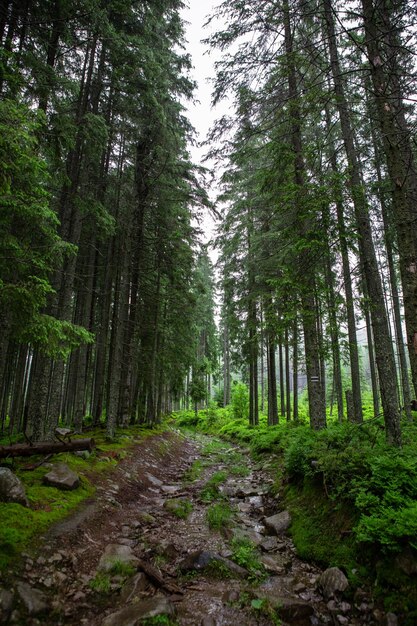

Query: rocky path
left=1, top=428, right=390, bottom=626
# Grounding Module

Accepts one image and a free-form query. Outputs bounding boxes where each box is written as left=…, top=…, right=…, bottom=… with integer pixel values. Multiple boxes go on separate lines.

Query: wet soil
left=3, top=428, right=384, bottom=625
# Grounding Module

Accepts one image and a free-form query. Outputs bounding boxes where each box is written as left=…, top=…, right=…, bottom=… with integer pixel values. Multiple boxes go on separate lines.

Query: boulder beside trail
left=179, top=550, right=248, bottom=578
left=318, top=567, right=349, bottom=599
left=0, top=468, right=29, bottom=506
left=43, top=463, right=79, bottom=490
left=101, top=595, right=175, bottom=626
left=263, top=510, right=291, bottom=535
left=0, top=588, right=14, bottom=622
left=16, top=582, right=48, bottom=616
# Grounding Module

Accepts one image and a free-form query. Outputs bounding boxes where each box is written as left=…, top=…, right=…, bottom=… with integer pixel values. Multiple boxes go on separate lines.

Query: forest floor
left=1, top=427, right=389, bottom=625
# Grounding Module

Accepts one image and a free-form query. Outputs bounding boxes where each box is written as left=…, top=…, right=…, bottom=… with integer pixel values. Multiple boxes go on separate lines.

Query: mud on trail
left=3, top=429, right=383, bottom=625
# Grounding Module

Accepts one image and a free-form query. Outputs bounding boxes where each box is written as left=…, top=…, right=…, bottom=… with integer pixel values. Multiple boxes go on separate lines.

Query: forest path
left=10, top=428, right=376, bottom=625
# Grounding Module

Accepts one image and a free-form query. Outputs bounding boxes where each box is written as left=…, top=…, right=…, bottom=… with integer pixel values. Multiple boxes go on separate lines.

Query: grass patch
left=230, top=536, right=264, bottom=579
left=183, top=459, right=203, bottom=482
left=89, top=572, right=111, bottom=594
left=141, top=616, right=178, bottom=625
left=200, top=470, right=228, bottom=502
left=108, top=560, right=136, bottom=577
left=206, top=502, right=233, bottom=530
left=164, top=498, right=193, bottom=519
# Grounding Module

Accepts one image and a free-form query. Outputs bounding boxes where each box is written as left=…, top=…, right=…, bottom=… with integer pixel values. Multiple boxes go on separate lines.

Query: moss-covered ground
left=0, top=424, right=164, bottom=571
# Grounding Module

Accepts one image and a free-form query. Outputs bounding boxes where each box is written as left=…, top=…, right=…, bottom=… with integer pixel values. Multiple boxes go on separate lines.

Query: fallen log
left=0, top=438, right=95, bottom=459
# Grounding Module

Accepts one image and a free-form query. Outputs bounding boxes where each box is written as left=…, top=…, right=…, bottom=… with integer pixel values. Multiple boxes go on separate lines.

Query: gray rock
left=179, top=550, right=248, bottom=578
left=0, top=468, right=29, bottom=506
left=264, top=510, right=291, bottom=535
left=222, top=589, right=240, bottom=603
left=235, top=484, right=258, bottom=498
left=0, top=589, right=14, bottom=623
left=201, top=617, right=217, bottom=626
left=43, top=463, right=79, bottom=490
left=383, top=613, right=398, bottom=626
left=101, top=595, right=175, bottom=626
left=73, top=450, right=91, bottom=459
left=145, top=473, right=163, bottom=487
left=318, top=567, right=349, bottom=599
left=260, top=553, right=291, bottom=573
left=260, top=536, right=279, bottom=552
left=233, top=527, right=263, bottom=546
left=16, top=583, right=48, bottom=616
left=98, top=544, right=139, bottom=572
left=255, top=590, right=314, bottom=621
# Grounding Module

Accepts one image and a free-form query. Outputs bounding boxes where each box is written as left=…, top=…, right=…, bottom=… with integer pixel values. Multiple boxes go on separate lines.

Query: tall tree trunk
left=283, top=0, right=325, bottom=429
left=323, top=0, right=401, bottom=444
left=361, top=0, right=417, bottom=399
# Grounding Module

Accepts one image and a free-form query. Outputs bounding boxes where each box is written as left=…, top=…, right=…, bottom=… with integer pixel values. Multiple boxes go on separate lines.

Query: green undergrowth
left=200, top=470, right=228, bottom=502
left=164, top=498, right=193, bottom=519
left=230, top=536, right=265, bottom=581
left=174, top=406, right=417, bottom=618
left=0, top=422, right=168, bottom=571
left=206, top=502, right=233, bottom=530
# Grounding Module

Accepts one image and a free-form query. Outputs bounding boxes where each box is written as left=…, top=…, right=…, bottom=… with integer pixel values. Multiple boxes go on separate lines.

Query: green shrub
left=206, top=503, right=233, bottom=530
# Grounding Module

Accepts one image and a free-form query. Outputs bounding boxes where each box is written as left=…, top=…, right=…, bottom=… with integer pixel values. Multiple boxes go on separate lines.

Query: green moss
left=0, top=423, right=170, bottom=572
left=0, top=476, right=94, bottom=570
left=285, top=482, right=359, bottom=578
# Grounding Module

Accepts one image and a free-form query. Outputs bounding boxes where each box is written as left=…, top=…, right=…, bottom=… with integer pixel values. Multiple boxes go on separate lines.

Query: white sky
left=180, top=0, right=224, bottom=248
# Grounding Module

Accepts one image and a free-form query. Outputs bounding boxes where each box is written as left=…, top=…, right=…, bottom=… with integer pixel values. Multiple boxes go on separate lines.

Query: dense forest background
left=1, top=0, right=417, bottom=449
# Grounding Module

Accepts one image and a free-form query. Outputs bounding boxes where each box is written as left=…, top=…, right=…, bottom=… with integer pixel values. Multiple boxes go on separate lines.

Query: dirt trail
left=5, top=428, right=382, bottom=625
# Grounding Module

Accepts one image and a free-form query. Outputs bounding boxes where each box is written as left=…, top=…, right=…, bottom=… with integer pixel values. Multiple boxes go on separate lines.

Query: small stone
left=222, top=589, right=240, bottom=603
left=0, top=468, right=29, bottom=507
left=318, top=567, right=349, bottom=599
left=43, top=463, right=80, bottom=490
left=0, top=589, right=14, bottom=622
left=201, top=618, right=217, bottom=626
left=293, top=582, right=307, bottom=593
left=145, top=473, right=163, bottom=487
left=73, top=450, right=91, bottom=459
left=336, top=616, right=349, bottom=625
left=36, top=557, right=46, bottom=566
left=72, top=592, right=86, bottom=602
left=16, top=583, right=48, bottom=616
left=264, top=511, right=291, bottom=535
left=260, top=537, right=279, bottom=552
left=98, top=544, right=139, bottom=572
left=137, top=512, right=156, bottom=524
left=260, top=554, right=290, bottom=574
left=383, top=613, right=398, bottom=626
